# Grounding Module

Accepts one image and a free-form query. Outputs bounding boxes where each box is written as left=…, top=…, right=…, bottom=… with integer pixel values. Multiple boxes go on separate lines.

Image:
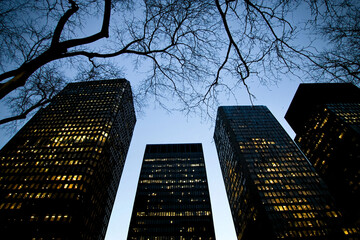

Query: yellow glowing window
left=9, top=203, right=17, bottom=209
left=136, top=212, right=145, bottom=216
left=339, top=132, right=344, bottom=139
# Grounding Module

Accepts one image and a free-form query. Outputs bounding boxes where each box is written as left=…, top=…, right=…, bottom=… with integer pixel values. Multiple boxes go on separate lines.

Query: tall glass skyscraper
left=285, top=83, right=359, bottom=235
left=0, top=79, right=136, bottom=240
left=127, top=143, right=216, bottom=240
left=214, top=106, right=345, bottom=239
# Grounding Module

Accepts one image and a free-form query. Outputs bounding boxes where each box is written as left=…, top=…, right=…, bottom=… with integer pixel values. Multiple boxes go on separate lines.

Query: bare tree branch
left=0, top=0, right=112, bottom=100
left=0, top=0, right=359, bottom=126
left=51, top=0, right=79, bottom=47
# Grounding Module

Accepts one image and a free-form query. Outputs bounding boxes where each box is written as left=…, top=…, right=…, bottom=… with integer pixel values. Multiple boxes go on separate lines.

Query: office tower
left=285, top=83, right=360, bottom=230
left=127, top=143, right=216, bottom=240
left=214, top=106, right=345, bottom=239
left=0, top=79, right=136, bottom=240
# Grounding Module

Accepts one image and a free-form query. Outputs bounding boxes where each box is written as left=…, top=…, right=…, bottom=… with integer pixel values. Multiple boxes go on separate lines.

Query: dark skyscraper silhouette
left=285, top=83, right=360, bottom=234
left=127, top=143, right=216, bottom=240
left=0, top=79, right=136, bottom=240
left=214, top=106, right=345, bottom=239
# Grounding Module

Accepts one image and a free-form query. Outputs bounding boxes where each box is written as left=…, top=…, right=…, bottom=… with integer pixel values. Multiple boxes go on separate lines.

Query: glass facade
left=214, top=106, right=345, bottom=239
left=285, top=83, right=360, bottom=238
left=127, top=144, right=216, bottom=240
left=0, top=79, right=136, bottom=240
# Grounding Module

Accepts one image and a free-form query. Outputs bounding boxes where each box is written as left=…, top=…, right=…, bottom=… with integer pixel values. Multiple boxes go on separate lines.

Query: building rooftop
left=285, top=83, right=360, bottom=133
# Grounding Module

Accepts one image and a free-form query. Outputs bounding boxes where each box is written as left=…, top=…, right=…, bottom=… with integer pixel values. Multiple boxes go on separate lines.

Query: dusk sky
left=0, top=1, right=320, bottom=239
left=0, top=77, right=300, bottom=240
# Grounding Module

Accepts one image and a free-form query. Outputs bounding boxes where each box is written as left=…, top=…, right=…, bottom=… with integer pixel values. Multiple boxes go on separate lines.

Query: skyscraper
left=127, top=143, right=216, bottom=240
left=0, top=79, right=136, bottom=240
left=214, top=106, right=345, bottom=239
left=285, top=83, right=360, bottom=230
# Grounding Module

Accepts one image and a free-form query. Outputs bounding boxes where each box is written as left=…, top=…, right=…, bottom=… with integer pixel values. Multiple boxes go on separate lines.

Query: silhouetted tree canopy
left=0, top=0, right=359, bottom=125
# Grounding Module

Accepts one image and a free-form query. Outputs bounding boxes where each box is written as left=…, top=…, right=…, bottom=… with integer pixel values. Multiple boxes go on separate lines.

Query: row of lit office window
left=5, top=145, right=104, bottom=157
left=1, top=164, right=95, bottom=175
left=51, top=105, right=116, bottom=113
left=257, top=183, right=321, bottom=191
left=30, top=127, right=107, bottom=136
left=136, top=211, right=211, bottom=217
left=52, top=95, right=118, bottom=105
left=76, top=86, right=122, bottom=92
left=262, top=197, right=309, bottom=205
left=142, top=169, right=205, bottom=175
left=28, top=118, right=111, bottom=128
left=2, top=174, right=84, bottom=182
left=140, top=179, right=205, bottom=184
left=146, top=198, right=207, bottom=203
left=240, top=150, right=302, bottom=159
left=60, top=86, right=120, bottom=93
left=286, top=219, right=326, bottom=228
left=30, top=213, right=72, bottom=223
left=145, top=203, right=211, bottom=210
left=271, top=204, right=314, bottom=212
left=28, top=120, right=109, bottom=128
left=22, top=125, right=111, bottom=137
left=1, top=159, right=97, bottom=168
left=144, top=173, right=205, bottom=178
left=250, top=167, right=316, bottom=175
left=52, top=102, right=114, bottom=110
left=28, top=123, right=112, bottom=134
left=135, top=219, right=211, bottom=226
left=26, top=122, right=107, bottom=131
left=144, top=157, right=203, bottom=162
left=145, top=192, right=207, bottom=197
left=132, top=229, right=210, bottom=238
left=342, top=227, right=360, bottom=236
left=4, top=191, right=81, bottom=200
left=239, top=146, right=301, bottom=156
left=255, top=172, right=317, bottom=179
left=55, top=98, right=118, bottom=106
left=244, top=156, right=306, bottom=162
left=251, top=162, right=311, bottom=170
left=129, top=236, right=212, bottom=240
left=144, top=158, right=203, bottom=162
left=131, top=228, right=210, bottom=236
left=238, top=144, right=297, bottom=150
left=47, top=135, right=107, bottom=147
left=0, top=202, right=22, bottom=210
left=257, top=186, right=321, bottom=196
left=2, top=182, right=85, bottom=191
left=253, top=176, right=320, bottom=187
left=141, top=169, right=205, bottom=174
left=276, top=229, right=328, bottom=238
left=244, top=155, right=305, bottom=162
left=23, top=129, right=109, bottom=139
left=140, top=185, right=207, bottom=190
left=267, top=205, right=340, bottom=218
left=41, top=107, right=113, bottom=115
left=143, top=165, right=204, bottom=171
